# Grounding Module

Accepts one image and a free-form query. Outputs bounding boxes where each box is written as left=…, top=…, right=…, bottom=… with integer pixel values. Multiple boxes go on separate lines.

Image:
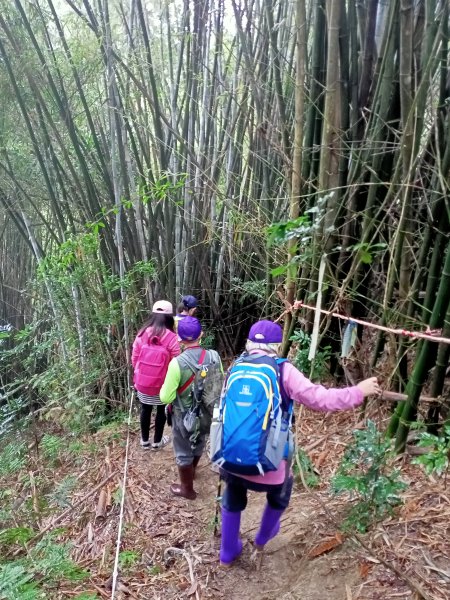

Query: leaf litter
left=1, top=402, right=449, bottom=599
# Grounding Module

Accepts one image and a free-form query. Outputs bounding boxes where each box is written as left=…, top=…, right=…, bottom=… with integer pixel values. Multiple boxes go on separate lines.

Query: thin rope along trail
left=111, top=389, right=135, bottom=599
left=276, top=301, right=450, bottom=345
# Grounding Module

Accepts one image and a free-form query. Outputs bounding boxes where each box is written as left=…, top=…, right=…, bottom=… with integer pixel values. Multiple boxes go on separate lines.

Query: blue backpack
left=210, top=353, right=293, bottom=476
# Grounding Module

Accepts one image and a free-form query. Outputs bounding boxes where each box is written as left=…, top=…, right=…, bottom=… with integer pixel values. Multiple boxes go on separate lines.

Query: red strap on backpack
left=178, top=349, right=206, bottom=394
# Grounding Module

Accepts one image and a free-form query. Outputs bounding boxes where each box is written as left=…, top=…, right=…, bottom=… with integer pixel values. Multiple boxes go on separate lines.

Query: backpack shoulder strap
left=276, top=358, right=293, bottom=412
left=206, top=349, right=220, bottom=364
left=234, top=351, right=250, bottom=365
left=178, top=349, right=207, bottom=394
left=243, top=353, right=281, bottom=378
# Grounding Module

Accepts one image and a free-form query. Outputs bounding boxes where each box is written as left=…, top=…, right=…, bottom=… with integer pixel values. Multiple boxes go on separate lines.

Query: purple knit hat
left=178, top=316, right=202, bottom=341
left=248, top=320, right=283, bottom=343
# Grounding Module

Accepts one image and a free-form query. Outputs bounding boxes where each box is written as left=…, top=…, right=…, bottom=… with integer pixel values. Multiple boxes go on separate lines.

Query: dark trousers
left=222, top=476, right=294, bottom=513
left=140, top=403, right=166, bottom=444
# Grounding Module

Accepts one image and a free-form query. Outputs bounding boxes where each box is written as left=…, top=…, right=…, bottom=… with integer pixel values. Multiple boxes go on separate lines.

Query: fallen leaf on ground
left=308, top=532, right=344, bottom=558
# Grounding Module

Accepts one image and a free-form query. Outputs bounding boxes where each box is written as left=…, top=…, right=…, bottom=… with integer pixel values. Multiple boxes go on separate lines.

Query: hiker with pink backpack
left=210, top=319, right=381, bottom=567
left=132, top=301, right=181, bottom=450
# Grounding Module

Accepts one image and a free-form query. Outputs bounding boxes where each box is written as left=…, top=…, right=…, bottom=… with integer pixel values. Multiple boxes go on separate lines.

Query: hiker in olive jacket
left=160, top=316, right=222, bottom=500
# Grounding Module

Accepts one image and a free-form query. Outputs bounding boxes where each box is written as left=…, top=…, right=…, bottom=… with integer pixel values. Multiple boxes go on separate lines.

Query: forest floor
left=1, top=403, right=450, bottom=600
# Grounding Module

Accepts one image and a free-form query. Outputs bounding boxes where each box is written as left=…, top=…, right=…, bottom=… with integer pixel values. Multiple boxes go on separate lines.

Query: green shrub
left=230, top=277, right=266, bottom=304
left=118, top=550, right=139, bottom=570
left=412, top=424, right=450, bottom=476
left=290, top=329, right=332, bottom=381
left=332, top=420, right=406, bottom=533
left=200, top=328, right=216, bottom=349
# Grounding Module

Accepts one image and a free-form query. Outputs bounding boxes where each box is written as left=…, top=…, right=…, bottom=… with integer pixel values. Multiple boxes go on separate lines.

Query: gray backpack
left=178, top=349, right=224, bottom=448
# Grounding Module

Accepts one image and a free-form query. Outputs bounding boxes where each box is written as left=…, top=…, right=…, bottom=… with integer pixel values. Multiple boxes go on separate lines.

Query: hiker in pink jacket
left=132, top=301, right=180, bottom=450
left=219, top=320, right=381, bottom=567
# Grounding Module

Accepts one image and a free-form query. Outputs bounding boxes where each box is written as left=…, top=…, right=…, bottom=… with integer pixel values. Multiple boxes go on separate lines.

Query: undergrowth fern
left=0, top=527, right=34, bottom=548
left=0, top=533, right=88, bottom=599
left=29, top=536, right=87, bottom=582
left=0, top=490, right=14, bottom=525
left=47, top=475, right=78, bottom=509
left=40, top=434, right=63, bottom=464
left=0, top=563, right=39, bottom=600
left=0, top=441, right=27, bottom=476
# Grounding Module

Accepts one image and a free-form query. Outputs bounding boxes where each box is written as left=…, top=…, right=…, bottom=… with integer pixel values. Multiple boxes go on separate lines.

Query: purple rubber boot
left=219, top=508, right=243, bottom=567
left=254, top=504, right=284, bottom=549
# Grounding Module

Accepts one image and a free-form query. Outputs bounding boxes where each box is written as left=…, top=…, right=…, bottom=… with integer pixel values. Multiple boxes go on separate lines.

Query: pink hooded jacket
left=237, top=350, right=364, bottom=486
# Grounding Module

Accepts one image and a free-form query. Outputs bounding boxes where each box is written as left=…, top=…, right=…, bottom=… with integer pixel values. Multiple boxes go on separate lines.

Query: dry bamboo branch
left=95, top=488, right=108, bottom=522
left=380, top=391, right=437, bottom=404
left=105, top=485, right=112, bottom=511
left=163, top=547, right=199, bottom=600
left=105, top=446, right=111, bottom=476
left=32, top=471, right=118, bottom=542
left=29, top=471, right=41, bottom=527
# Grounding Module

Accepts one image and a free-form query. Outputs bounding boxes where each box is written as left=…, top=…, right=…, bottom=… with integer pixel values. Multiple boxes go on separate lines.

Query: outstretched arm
left=282, top=362, right=380, bottom=412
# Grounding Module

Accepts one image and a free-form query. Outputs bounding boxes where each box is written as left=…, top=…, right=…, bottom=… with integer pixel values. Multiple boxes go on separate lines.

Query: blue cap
left=182, top=295, right=198, bottom=309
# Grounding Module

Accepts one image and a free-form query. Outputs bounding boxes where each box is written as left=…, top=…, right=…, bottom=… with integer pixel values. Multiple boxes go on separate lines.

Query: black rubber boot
left=192, top=455, right=201, bottom=479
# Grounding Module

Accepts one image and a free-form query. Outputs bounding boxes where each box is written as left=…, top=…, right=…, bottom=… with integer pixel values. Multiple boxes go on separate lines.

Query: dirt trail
left=78, top=411, right=448, bottom=599
left=2, top=408, right=447, bottom=598
left=122, top=433, right=362, bottom=600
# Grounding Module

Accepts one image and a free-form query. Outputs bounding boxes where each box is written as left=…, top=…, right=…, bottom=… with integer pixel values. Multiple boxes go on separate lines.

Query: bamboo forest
left=0, top=0, right=449, bottom=598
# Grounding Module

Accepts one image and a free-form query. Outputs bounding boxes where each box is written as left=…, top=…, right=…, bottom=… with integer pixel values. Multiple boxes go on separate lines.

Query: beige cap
left=152, top=300, right=173, bottom=315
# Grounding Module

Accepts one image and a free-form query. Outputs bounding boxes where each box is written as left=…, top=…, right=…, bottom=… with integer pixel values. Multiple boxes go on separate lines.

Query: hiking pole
left=213, top=474, right=222, bottom=537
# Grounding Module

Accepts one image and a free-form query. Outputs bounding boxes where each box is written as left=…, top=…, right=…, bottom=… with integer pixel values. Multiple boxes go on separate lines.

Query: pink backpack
left=133, top=332, right=171, bottom=396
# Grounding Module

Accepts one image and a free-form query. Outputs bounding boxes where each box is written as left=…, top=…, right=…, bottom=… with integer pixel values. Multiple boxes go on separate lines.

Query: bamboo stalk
left=281, top=0, right=306, bottom=356
left=389, top=243, right=450, bottom=448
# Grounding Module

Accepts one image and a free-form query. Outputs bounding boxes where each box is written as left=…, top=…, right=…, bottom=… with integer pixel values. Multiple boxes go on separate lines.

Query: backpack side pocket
left=209, top=408, right=223, bottom=462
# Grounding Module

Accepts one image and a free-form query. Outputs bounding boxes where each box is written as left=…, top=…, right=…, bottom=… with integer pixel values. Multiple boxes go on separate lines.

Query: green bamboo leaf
left=359, top=250, right=373, bottom=264
left=270, top=265, right=288, bottom=277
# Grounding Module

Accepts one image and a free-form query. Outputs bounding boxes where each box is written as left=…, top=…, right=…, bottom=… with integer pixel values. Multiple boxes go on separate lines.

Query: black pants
left=222, top=476, right=294, bottom=512
left=140, top=403, right=166, bottom=444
